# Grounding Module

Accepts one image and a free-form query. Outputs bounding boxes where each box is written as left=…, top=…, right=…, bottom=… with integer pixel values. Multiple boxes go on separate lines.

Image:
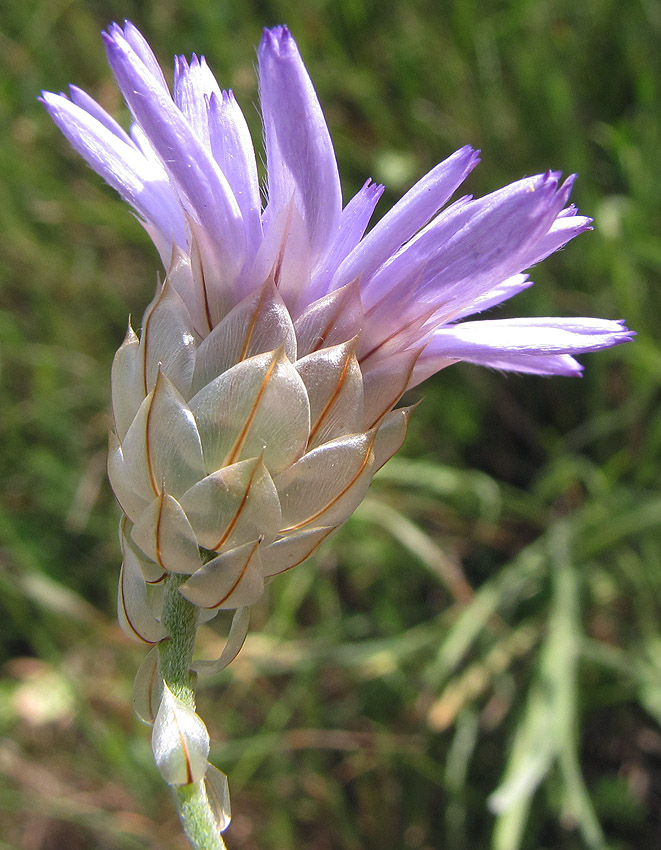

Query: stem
left=159, top=573, right=198, bottom=707
left=158, top=574, right=228, bottom=850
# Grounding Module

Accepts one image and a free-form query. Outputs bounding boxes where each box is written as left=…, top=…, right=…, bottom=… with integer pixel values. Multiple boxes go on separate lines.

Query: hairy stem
left=159, top=573, right=198, bottom=706
left=158, top=573, right=228, bottom=850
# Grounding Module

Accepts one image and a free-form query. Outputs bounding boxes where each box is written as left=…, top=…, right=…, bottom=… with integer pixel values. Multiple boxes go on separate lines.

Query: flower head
left=42, top=23, right=632, bottom=637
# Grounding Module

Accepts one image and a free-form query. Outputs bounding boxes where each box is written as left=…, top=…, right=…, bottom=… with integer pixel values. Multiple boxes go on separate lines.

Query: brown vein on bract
left=119, top=527, right=155, bottom=642
left=141, top=291, right=157, bottom=398
left=309, top=280, right=358, bottom=353
left=211, top=457, right=261, bottom=552
left=119, top=563, right=160, bottom=644
left=145, top=572, right=167, bottom=585
left=198, top=255, right=214, bottom=335
left=171, top=702, right=195, bottom=785
left=154, top=489, right=165, bottom=568
left=273, top=203, right=295, bottom=289
left=209, top=538, right=261, bottom=609
left=266, top=527, right=336, bottom=576
left=280, top=434, right=377, bottom=533
left=364, top=349, right=422, bottom=431
left=359, top=305, right=434, bottom=367
left=191, top=230, right=214, bottom=334
left=224, top=350, right=280, bottom=466
left=307, top=343, right=356, bottom=447
left=238, top=282, right=270, bottom=362
left=120, top=514, right=166, bottom=585
left=360, top=264, right=436, bottom=366
left=145, top=379, right=160, bottom=497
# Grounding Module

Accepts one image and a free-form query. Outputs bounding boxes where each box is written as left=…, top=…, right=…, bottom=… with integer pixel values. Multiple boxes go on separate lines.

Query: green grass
left=1, top=0, right=660, bottom=848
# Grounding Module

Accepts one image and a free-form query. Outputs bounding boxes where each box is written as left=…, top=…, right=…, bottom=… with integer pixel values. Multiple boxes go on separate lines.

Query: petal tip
left=260, top=24, right=293, bottom=56
left=101, top=29, right=121, bottom=54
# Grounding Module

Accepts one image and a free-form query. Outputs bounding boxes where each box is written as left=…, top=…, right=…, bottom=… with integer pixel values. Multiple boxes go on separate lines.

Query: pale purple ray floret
left=41, top=21, right=633, bottom=385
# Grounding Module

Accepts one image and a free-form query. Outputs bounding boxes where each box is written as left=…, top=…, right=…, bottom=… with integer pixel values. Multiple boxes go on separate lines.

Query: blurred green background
left=1, top=0, right=660, bottom=848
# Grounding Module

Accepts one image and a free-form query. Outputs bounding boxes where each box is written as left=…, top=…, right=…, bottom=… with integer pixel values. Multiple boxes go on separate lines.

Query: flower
left=42, top=23, right=632, bottom=648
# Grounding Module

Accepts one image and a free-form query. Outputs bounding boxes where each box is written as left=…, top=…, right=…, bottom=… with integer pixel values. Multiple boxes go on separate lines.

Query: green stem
left=158, top=574, right=228, bottom=850
left=159, top=573, right=198, bottom=706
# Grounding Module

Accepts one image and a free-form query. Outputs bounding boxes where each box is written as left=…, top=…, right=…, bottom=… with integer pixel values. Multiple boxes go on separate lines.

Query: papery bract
left=152, top=683, right=210, bottom=786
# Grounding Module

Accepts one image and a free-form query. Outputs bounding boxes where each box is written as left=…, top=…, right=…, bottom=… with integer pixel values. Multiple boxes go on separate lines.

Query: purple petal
left=128, top=123, right=161, bottom=163
left=68, top=85, right=134, bottom=146
left=412, top=316, right=633, bottom=383
left=517, top=212, right=593, bottom=269
left=428, top=316, right=633, bottom=354
left=103, top=26, right=246, bottom=278
left=413, top=352, right=585, bottom=382
left=115, top=20, right=170, bottom=93
left=451, top=274, right=533, bottom=321
left=362, top=172, right=567, bottom=320
left=173, top=54, right=222, bottom=148
left=46, top=20, right=630, bottom=393
left=307, top=179, right=385, bottom=302
left=258, top=26, right=342, bottom=262
left=41, top=91, right=186, bottom=252
left=331, top=145, right=480, bottom=293
left=410, top=317, right=635, bottom=386
left=208, top=91, right=263, bottom=256
left=243, top=198, right=312, bottom=314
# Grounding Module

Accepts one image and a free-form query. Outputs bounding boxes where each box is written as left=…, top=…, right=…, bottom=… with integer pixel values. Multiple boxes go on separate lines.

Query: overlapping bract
left=111, top=255, right=412, bottom=643
left=42, top=22, right=633, bottom=630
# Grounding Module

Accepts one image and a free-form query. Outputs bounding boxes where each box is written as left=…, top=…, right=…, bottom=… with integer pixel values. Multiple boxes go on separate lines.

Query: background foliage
left=1, top=0, right=660, bottom=848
